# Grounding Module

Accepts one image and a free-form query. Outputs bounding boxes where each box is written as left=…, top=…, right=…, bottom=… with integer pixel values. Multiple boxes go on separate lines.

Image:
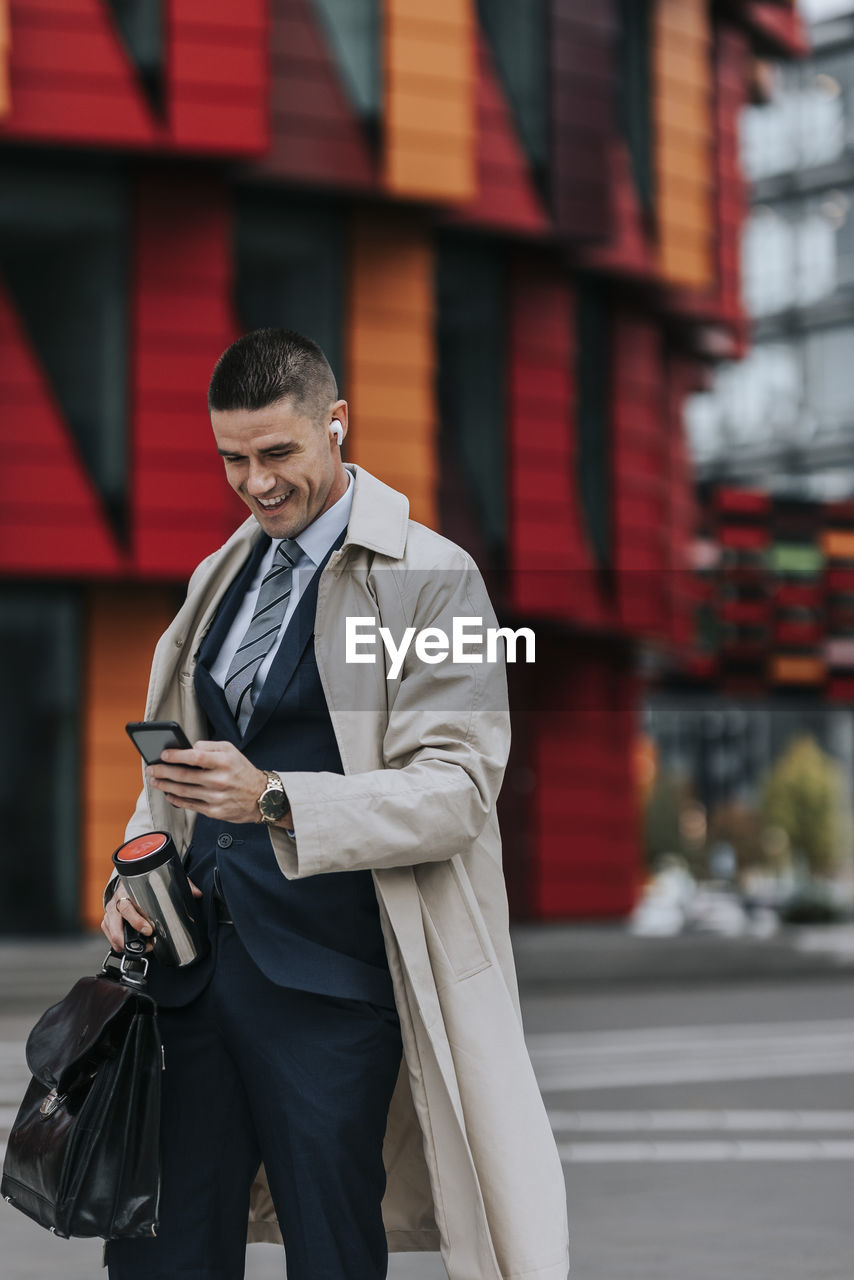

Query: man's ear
left=329, top=399, right=349, bottom=445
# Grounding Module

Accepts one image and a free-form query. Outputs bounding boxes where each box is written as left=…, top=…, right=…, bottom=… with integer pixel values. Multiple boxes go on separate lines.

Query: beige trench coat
left=118, top=464, right=570, bottom=1280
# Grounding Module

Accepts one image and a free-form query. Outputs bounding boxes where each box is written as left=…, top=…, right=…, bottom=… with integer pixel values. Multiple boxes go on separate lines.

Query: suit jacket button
left=217, top=834, right=233, bottom=849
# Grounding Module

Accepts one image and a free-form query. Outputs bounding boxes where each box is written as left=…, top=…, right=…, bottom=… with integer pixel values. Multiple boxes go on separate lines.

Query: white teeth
left=258, top=490, right=293, bottom=508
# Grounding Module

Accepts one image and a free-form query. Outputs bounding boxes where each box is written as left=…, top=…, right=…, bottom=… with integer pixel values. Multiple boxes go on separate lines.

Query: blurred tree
left=707, top=798, right=765, bottom=873
left=760, top=733, right=844, bottom=877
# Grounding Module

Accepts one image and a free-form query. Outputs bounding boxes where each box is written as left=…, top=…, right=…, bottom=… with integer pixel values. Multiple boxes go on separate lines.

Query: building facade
left=0, top=0, right=803, bottom=932
left=689, top=7, right=854, bottom=497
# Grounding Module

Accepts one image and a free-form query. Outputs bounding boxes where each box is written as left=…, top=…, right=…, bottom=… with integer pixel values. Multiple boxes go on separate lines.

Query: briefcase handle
left=100, top=921, right=150, bottom=989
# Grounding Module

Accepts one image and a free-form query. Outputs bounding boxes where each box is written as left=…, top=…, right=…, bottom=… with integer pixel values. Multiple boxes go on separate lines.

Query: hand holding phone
left=125, top=721, right=194, bottom=766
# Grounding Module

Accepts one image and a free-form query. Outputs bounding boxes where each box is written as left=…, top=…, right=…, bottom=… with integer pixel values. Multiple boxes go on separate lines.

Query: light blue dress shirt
left=210, top=470, right=353, bottom=707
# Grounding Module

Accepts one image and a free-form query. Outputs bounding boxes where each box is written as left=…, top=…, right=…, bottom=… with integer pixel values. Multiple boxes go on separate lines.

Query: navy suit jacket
left=144, top=529, right=395, bottom=1010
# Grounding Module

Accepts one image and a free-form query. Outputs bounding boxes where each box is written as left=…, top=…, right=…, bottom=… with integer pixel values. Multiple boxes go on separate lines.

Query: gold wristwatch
left=257, top=771, right=289, bottom=825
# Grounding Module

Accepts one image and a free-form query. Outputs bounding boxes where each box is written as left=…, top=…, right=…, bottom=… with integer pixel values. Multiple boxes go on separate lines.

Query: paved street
left=1, top=941, right=853, bottom=1279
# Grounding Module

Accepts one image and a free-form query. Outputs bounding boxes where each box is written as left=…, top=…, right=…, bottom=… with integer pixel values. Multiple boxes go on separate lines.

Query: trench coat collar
left=228, top=464, right=410, bottom=566
left=339, top=464, right=409, bottom=559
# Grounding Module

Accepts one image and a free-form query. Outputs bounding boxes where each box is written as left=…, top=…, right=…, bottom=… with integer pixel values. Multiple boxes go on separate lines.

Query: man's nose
left=246, top=462, right=276, bottom=494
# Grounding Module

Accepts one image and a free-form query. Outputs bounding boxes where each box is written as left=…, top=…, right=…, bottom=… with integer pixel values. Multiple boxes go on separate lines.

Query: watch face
left=259, top=787, right=287, bottom=820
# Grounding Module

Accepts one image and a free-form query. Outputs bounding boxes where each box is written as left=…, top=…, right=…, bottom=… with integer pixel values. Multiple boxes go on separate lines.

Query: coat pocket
left=416, top=857, right=491, bottom=987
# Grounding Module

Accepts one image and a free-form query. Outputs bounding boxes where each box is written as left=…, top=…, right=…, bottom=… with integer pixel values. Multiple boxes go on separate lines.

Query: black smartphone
left=125, top=721, right=194, bottom=766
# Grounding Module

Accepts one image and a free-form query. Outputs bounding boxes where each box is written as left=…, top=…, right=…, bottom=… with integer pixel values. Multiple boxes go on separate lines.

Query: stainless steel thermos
left=112, top=832, right=208, bottom=967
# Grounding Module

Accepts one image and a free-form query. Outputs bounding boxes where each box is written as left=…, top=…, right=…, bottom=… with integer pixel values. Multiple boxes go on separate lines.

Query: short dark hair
left=208, top=328, right=338, bottom=422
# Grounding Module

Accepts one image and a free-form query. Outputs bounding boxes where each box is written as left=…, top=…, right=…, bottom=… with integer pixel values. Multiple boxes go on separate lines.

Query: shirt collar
left=276, top=469, right=353, bottom=569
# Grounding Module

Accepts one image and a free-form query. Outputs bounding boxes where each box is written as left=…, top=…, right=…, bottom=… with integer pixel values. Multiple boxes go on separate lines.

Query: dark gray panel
left=235, top=194, right=345, bottom=390
left=0, top=163, right=130, bottom=536
left=437, top=238, right=507, bottom=556
left=0, top=590, right=81, bottom=933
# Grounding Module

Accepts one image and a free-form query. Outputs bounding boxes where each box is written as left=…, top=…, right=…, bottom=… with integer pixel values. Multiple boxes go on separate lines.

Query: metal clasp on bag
left=119, top=953, right=149, bottom=988
left=40, top=1088, right=67, bottom=1117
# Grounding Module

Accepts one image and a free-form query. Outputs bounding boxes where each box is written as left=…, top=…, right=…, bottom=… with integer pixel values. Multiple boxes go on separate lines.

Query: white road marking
left=527, top=1019, right=854, bottom=1090
left=558, top=1139, right=854, bottom=1162
left=548, top=1109, right=854, bottom=1133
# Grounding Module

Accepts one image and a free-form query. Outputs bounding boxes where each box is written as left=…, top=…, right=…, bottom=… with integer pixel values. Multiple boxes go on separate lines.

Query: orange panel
left=823, top=531, right=854, bottom=560
left=383, top=0, right=477, bottom=203
left=81, top=587, right=177, bottom=930
left=652, top=0, right=715, bottom=291
left=347, top=214, right=437, bottom=529
left=769, top=655, right=826, bottom=685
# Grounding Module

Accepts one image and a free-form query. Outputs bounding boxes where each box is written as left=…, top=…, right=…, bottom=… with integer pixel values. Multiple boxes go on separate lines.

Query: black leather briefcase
left=1, top=936, right=161, bottom=1240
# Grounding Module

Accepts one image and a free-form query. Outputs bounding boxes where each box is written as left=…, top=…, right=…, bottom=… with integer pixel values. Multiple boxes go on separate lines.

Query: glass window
left=436, top=239, right=506, bottom=558
left=828, top=187, right=854, bottom=289
left=687, top=343, right=804, bottom=459
left=740, top=65, right=800, bottom=181
left=797, top=207, right=838, bottom=305
left=235, top=193, right=345, bottom=387
left=685, top=392, right=720, bottom=463
left=311, top=0, right=381, bottom=120
left=741, top=206, right=796, bottom=315
left=799, top=65, right=846, bottom=167
left=0, top=590, right=80, bottom=933
left=800, top=0, right=854, bottom=19
left=741, top=190, right=854, bottom=316
left=0, top=163, right=129, bottom=532
left=740, top=53, right=851, bottom=181
left=809, top=46, right=854, bottom=156
left=476, top=0, right=548, bottom=174
left=805, top=324, right=854, bottom=429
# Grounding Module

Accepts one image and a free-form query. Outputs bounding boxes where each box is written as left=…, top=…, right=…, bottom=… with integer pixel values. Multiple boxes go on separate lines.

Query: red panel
left=744, top=3, right=809, bottom=57
left=826, top=501, right=854, bottom=526
left=714, top=486, right=770, bottom=516
left=507, top=256, right=609, bottom=627
left=3, top=2, right=155, bottom=143
left=172, top=0, right=267, bottom=29
left=246, top=0, right=375, bottom=190
left=722, top=600, right=770, bottom=624
left=168, top=4, right=269, bottom=154
left=0, top=287, right=121, bottom=575
left=718, top=525, right=769, bottom=549
left=611, top=311, right=672, bottom=638
left=713, top=26, right=751, bottom=348
left=578, top=139, right=657, bottom=280
left=774, top=621, right=823, bottom=646
left=444, top=32, right=548, bottom=236
left=666, top=356, right=702, bottom=650
left=526, top=646, right=642, bottom=919
left=1, top=0, right=268, bottom=156
left=828, top=678, right=854, bottom=703
left=550, top=0, right=617, bottom=243
left=130, top=173, right=243, bottom=577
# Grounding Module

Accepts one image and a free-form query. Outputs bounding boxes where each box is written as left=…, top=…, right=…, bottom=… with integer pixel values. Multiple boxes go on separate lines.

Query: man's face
left=211, top=397, right=348, bottom=540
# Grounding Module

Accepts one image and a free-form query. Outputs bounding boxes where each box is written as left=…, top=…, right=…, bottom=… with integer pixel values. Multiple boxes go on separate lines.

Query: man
left=102, top=329, right=569, bottom=1280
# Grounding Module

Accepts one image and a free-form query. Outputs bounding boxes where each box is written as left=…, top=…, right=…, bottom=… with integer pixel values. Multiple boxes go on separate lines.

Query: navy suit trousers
left=105, top=921, right=403, bottom=1280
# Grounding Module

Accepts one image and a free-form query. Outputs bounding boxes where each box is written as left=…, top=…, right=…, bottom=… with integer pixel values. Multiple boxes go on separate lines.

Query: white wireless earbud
left=330, top=420, right=344, bottom=446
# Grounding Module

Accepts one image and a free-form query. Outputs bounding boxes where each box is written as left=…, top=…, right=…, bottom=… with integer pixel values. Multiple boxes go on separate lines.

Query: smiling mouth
left=255, top=488, right=295, bottom=513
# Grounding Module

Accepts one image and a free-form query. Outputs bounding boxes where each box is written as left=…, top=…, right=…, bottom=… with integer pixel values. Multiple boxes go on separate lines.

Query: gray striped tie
left=224, top=538, right=300, bottom=729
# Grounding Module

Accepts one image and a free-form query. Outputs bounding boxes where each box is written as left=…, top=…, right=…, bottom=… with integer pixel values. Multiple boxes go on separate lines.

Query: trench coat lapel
left=194, top=532, right=271, bottom=742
